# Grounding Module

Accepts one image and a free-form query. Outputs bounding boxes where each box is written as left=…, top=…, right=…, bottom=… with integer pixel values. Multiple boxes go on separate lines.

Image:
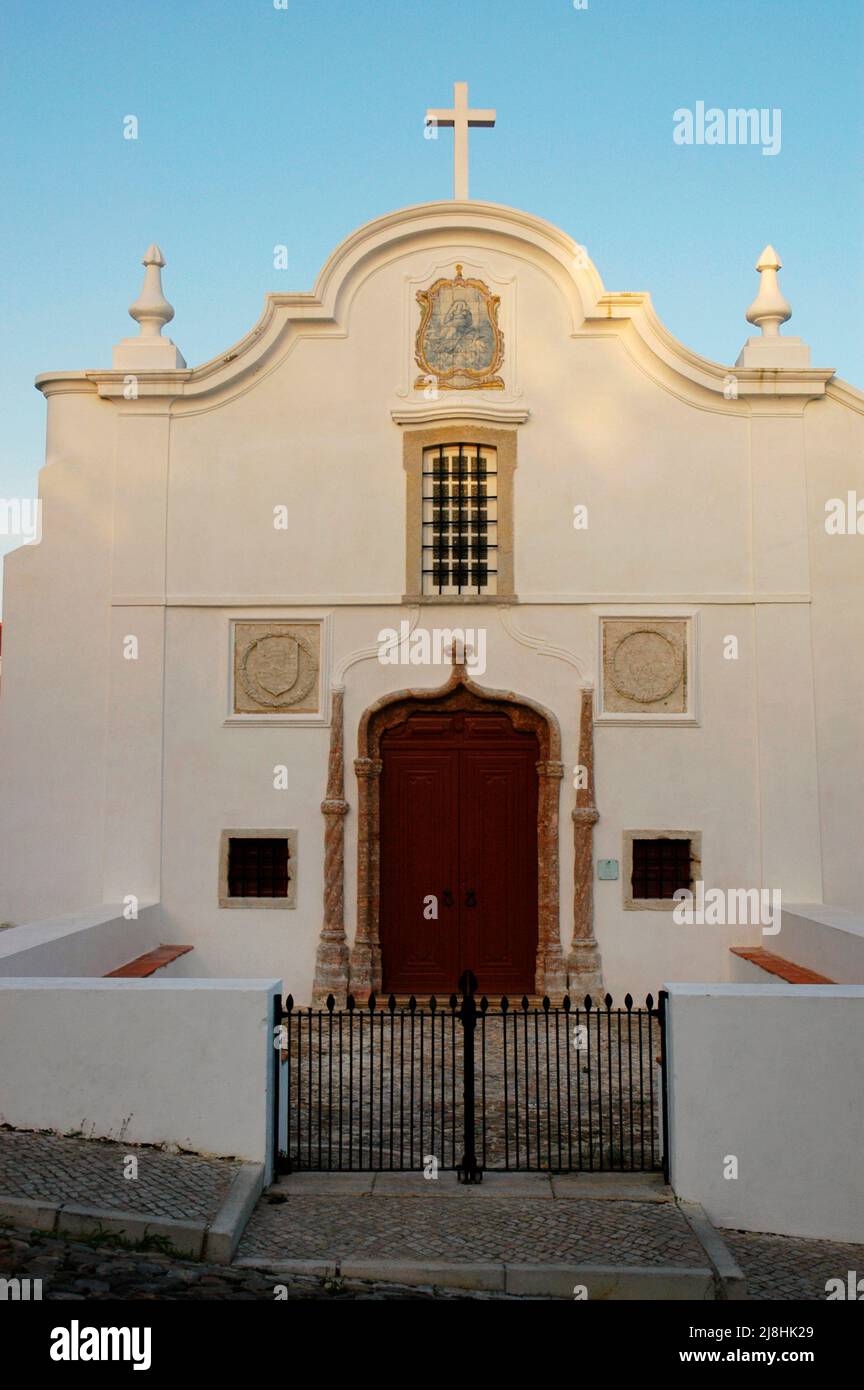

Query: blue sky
left=1, top=0, right=862, bottom=597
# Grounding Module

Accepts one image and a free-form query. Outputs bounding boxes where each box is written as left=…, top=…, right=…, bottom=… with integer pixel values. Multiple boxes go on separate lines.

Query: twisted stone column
left=568, top=686, right=604, bottom=995
left=348, top=755, right=383, bottom=997
left=534, top=759, right=568, bottom=1000
left=311, top=688, right=350, bottom=1006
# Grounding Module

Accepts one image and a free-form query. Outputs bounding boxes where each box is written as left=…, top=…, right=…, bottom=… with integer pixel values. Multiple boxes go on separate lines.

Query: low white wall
left=776, top=904, right=864, bottom=983
left=666, top=983, right=864, bottom=1242
left=0, top=903, right=160, bottom=977
left=0, top=979, right=281, bottom=1176
left=728, top=954, right=771, bottom=984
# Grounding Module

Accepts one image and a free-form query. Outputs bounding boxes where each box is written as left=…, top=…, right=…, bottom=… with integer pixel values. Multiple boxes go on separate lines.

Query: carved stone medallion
left=601, top=619, right=687, bottom=714
left=234, top=622, right=321, bottom=715
left=414, top=265, right=504, bottom=391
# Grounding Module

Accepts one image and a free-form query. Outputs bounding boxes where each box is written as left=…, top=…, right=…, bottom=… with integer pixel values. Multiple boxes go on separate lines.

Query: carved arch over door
left=348, top=665, right=567, bottom=998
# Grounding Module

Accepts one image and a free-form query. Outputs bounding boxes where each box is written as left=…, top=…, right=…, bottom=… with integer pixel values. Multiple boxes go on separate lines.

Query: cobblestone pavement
left=0, top=1228, right=515, bottom=1300
left=0, top=1128, right=240, bottom=1222
left=4, top=1218, right=860, bottom=1301
left=725, top=1230, right=864, bottom=1301
left=237, top=1192, right=704, bottom=1266
left=284, top=1004, right=662, bottom=1173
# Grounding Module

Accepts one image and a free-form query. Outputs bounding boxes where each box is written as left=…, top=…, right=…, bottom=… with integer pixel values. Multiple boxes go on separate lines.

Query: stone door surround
left=348, top=665, right=567, bottom=998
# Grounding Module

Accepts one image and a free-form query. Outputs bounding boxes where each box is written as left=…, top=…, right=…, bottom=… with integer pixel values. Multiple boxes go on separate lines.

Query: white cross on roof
left=426, top=82, right=496, bottom=201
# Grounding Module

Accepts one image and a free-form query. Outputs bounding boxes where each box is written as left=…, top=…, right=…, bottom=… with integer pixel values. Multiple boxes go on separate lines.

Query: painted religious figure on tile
left=415, top=266, right=504, bottom=390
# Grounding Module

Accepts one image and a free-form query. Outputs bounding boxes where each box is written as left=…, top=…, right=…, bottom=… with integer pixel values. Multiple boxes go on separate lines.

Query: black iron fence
left=273, top=975, right=668, bottom=1179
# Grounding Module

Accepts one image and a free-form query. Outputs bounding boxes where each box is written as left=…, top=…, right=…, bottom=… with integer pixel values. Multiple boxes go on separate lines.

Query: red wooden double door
left=379, top=710, right=539, bottom=995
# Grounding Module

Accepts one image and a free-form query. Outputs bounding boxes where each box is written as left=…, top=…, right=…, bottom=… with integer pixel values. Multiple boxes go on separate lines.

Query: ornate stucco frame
left=347, top=665, right=567, bottom=998
left=403, top=423, right=517, bottom=604
left=414, top=266, right=505, bottom=391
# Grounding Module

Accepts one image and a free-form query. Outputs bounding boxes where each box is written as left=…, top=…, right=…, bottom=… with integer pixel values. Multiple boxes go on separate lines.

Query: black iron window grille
left=631, top=837, right=692, bottom=901
left=422, top=444, right=498, bottom=596
left=228, top=837, right=290, bottom=898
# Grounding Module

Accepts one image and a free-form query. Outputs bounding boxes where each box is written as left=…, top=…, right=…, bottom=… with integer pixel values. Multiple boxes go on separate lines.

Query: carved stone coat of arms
left=233, top=622, right=321, bottom=714
left=415, top=266, right=504, bottom=391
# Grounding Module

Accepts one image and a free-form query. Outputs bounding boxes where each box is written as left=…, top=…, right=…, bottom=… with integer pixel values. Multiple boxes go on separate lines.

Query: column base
left=348, top=941, right=382, bottom=1001
left=535, top=945, right=569, bottom=1001
left=311, top=930, right=350, bottom=1008
left=566, top=938, right=605, bottom=999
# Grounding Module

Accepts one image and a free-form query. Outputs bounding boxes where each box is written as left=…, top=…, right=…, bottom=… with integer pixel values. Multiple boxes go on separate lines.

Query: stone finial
left=735, top=243, right=810, bottom=370
left=745, top=245, right=791, bottom=337
left=112, top=243, right=186, bottom=371
left=129, top=244, right=174, bottom=337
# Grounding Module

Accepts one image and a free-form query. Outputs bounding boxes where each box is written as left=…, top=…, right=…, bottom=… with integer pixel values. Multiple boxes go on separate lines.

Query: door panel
left=379, top=747, right=459, bottom=993
left=379, top=711, right=539, bottom=995
left=461, top=745, right=538, bottom=994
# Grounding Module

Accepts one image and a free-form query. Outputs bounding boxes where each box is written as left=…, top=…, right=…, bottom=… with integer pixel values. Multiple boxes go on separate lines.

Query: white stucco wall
left=804, top=395, right=864, bottom=915
left=0, top=978, right=281, bottom=1171
left=0, top=392, right=115, bottom=921
left=666, top=983, right=864, bottom=1242
left=1, top=200, right=861, bottom=1003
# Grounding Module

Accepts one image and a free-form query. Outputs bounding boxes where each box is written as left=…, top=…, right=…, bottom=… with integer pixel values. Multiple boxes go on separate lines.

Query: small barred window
left=227, top=837, right=290, bottom=899
left=422, top=444, right=498, bottom=596
left=631, top=837, right=692, bottom=901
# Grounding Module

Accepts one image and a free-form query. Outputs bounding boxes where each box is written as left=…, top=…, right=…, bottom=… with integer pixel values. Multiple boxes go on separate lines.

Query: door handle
left=442, top=889, right=454, bottom=908
left=465, top=889, right=477, bottom=908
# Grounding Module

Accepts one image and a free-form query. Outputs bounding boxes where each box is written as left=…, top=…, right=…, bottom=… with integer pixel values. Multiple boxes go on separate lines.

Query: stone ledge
left=678, top=1201, right=748, bottom=1300
left=506, top=1263, right=715, bottom=1299
left=0, top=1170, right=262, bottom=1267
left=56, top=1204, right=206, bottom=1259
left=729, top=946, right=834, bottom=985
left=104, top=944, right=194, bottom=978
left=235, top=1252, right=718, bottom=1299
left=340, top=1258, right=506, bottom=1291
left=0, top=1194, right=59, bottom=1232
left=204, top=1163, right=265, bottom=1265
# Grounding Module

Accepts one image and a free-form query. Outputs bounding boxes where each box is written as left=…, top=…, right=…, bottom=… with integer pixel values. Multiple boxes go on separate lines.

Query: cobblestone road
left=725, top=1230, right=864, bottom=1301
left=0, top=1128, right=239, bottom=1223
left=0, top=1228, right=523, bottom=1300
left=1, top=1129, right=859, bottom=1301
left=3, top=1220, right=859, bottom=1301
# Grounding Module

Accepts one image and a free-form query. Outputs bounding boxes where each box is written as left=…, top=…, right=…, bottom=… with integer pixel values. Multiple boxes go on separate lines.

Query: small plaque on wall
left=597, top=859, right=619, bottom=880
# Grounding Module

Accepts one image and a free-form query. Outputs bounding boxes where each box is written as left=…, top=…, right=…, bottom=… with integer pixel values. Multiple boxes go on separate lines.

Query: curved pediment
left=40, top=198, right=839, bottom=408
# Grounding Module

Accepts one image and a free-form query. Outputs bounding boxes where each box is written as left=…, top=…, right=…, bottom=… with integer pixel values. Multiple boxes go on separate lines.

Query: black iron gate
left=273, top=974, right=668, bottom=1179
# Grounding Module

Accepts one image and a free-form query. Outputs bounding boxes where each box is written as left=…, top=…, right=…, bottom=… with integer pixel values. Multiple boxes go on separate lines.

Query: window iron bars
left=422, top=444, right=498, bottom=595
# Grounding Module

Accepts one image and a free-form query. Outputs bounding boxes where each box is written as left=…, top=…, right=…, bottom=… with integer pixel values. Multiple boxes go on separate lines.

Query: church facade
left=2, top=192, right=863, bottom=1004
